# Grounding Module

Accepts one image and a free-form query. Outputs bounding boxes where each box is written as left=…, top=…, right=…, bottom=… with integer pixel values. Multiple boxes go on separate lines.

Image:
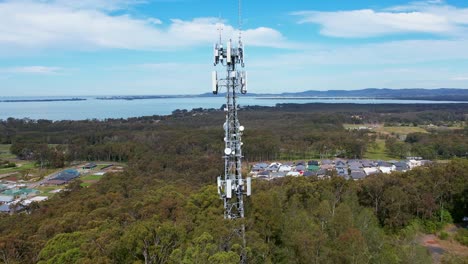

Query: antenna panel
left=227, top=40, right=232, bottom=64
left=226, top=179, right=232, bottom=198
left=212, top=71, right=218, bottom=94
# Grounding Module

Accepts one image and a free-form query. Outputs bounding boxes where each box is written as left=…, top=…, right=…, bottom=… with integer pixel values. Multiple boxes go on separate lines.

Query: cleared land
left=345, top=124, right=429, bottom=160
left=376, top=126, right=428, bottom=135
left=36, top=186, right=63, bottom=197
left=0, top=162, right=35, bottom=175
left=80, top=174, right=104, bottom=187
left=344, top=124, right=428, bottom=135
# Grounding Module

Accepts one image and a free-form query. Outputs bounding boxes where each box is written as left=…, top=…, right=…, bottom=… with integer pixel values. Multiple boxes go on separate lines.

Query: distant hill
left=200, top=88, right=468, bottom=101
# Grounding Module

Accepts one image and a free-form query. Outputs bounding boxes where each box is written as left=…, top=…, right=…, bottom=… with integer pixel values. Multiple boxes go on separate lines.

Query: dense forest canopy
left=0, top=103, right=467, bottom=263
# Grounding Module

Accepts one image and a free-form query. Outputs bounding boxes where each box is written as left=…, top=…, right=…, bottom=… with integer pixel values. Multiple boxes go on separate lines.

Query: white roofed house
left=363, top=167, right=380, bottom=176
left=408, top=159, right=422, bottom=169
left=21, top=196, right=48, bottom=206
left=270, top=171, right=287, bottom=179
left=286, top=171, right=301, bottom=177
left=378, top=161, right=396, bottom=174
left=266, top=162, right=282, bottom=172
left=278, top=165, right=292, bottom=172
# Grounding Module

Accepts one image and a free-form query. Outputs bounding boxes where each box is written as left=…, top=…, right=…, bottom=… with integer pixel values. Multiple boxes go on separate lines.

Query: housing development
left=250, top=157, right=431, bottom=180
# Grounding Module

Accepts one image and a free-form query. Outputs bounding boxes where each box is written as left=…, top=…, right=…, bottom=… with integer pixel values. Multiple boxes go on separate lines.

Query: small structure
left=295, top=165, right=306, bottom=172
left=350, top=171, right=367, bottom=180
left=286, top=171, right=301, bottom=177
left=316, top=169, right=328, bottom=177
left=256, top=170, right=270, bottom=179
left=82, top=163, right=97, bottom=170
left=408, top=159, right=422, bottom=169
left=361, top=160, right=376, bottom=168
left=266, top=162, right=281, bottom=172
left=0, top=195, right=13, bottom=203
left=53, top=169, right=80, bottom=182
left=378, top=161, right=396, bottom=174
left=406, top=156, right=423, bottom=160
left=336, top=167, right=349, bottom=177
left=278, top=165, right=292, bottom=172
left=307, top=164, right=320, bottom=171
left=0, top=204, right=23, bottom=214
left=44, top=179, right=67, bottom=186
left=2, top=188, right=39, bottom=198
left=0, top=204, right=12, bottom=214
left=394, top=161, right=409, bottom=172
left=251, top=163, right=268, bottom=172
left=463, top=216, right=468, bottom=228
left=270, top=171, right=286, bottom=179
left=22, top=196, right=48, bottom=205
left=363, top=167, right=380, bottom=176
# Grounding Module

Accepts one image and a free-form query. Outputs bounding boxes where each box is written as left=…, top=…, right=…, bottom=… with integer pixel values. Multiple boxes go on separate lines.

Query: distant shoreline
left=1, top=95, right=467, bottom=103
left=95, top=95, right=468, bottom=102
left=0, top=98, right=86, bottom=103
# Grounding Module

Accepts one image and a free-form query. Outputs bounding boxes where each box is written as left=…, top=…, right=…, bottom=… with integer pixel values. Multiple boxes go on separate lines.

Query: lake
left=0, top=96, right=466, bottom=121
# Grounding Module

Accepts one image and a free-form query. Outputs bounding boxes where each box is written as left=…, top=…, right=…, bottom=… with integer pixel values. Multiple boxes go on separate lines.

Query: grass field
left=80, top=174, right=104, bottom=187
left=96, top=164, right=112, bottom=170
left=81, top=174, right=103, bottom=181
left=0, top=144, right=15, bottom=159
left=36, top=186, right=63, bottom=197
left=376, top=126, right=428, bottom=135
left=343, top=124, right=428, bottom=135
left=364, top=139, right=395, bottom=160
left=0, top=162, right=35, bottom=174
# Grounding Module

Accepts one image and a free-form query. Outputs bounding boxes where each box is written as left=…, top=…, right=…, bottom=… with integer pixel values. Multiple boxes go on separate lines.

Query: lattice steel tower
left=212, top=20, right=251, bottom=220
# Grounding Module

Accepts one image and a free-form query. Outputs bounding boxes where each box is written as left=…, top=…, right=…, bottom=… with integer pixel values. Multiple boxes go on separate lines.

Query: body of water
left=0, top=96, right=466, bottom=121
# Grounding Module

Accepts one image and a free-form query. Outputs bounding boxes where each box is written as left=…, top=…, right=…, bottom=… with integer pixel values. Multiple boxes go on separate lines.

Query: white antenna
left=217, top=14, right=223, bottom=45
left=238, top=0, right=242, bottom=43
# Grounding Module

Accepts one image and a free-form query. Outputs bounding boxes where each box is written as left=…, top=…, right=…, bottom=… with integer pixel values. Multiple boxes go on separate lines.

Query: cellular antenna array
left=212, top=0, right=251, bottom=261
left=212, top=0, right=250, bottom=220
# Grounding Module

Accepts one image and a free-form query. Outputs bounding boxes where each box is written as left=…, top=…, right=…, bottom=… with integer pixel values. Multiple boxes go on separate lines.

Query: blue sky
left=0, top=0, right=468, bottom=96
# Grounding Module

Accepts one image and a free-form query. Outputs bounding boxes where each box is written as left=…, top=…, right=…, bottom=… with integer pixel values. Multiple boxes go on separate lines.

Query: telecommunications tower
left=212, top=2, right=251, bottom=221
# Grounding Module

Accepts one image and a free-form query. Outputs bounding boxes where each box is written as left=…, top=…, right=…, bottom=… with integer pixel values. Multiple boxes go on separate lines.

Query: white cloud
left=451, top=76, right=468, bottom=81
left=292, top=0, right=468, bottom=38
left=39, top=0, right=147, bottom=11
left=0, top=0, right=292, bottom=51
left=245, top=38, right=468, bottom=92
left=1, top=66, right=62, bottom=74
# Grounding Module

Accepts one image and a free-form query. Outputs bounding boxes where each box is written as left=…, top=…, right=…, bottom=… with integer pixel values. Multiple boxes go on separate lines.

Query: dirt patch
left=419, top=225, right=468, bottom=263
left=420, top=234, right=445, bottom=263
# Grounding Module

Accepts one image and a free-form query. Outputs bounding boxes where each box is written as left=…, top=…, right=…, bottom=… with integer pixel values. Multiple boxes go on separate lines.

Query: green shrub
left=439, top=231, right=449, bottom=240
left=454, top=229, right=468, bottom=246
left=422, top=220, right=439, bottom=234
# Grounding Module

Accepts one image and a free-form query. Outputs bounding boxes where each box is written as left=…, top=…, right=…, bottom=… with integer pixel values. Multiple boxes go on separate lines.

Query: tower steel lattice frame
left=213, top=36, right=250, bottom=220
